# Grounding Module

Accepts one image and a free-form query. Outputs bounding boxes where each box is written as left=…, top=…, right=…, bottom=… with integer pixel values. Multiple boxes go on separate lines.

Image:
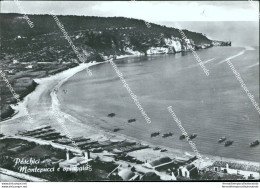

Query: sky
left=1, top=1, right=259, bottom=46
left=1, top=1, right=259, bottom=21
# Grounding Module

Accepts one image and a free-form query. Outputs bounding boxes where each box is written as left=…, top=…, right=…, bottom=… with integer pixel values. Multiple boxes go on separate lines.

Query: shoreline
left=1, top=54, right=259, bottom=171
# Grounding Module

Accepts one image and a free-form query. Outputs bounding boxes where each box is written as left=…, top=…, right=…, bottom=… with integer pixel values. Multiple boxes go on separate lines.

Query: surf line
left=217, top=50, right=245, bottom=65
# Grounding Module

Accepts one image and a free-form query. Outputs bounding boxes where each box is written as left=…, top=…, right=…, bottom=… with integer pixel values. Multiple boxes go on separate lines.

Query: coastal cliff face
left=164, top=37, right=182, bottom=52
left=0, top=13, right=231, bottom=120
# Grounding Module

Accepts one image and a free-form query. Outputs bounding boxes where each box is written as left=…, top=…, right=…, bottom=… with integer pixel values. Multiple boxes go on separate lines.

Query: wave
left=186, top=57, right=216, bottom=69
left=247, top=62, right=259, bottom=69
left=244, top=46, right=255, bottom=51
left=217, top=50, right=245, bottom=65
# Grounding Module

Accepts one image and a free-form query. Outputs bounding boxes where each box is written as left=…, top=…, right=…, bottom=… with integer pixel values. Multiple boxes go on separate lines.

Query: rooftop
left=212, top=161, right=259, bottom=172
left=118, top=169, right=135, bottom=181
left=186, top=164, right=196, bottom=171
left=59, top=156, right=92, bottom=166
left=149, top=157, right=172, bottom=167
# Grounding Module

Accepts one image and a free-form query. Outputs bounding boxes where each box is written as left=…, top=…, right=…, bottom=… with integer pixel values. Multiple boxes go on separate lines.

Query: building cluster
left=1, top=124, right=259, bottom=181
left=207, top=161, right=259, bottom=180
left=107, top=154, right=260, bottom=181
left=212, top=40, right=232, bottom=46
left=105, top=27, right=136, bottom=31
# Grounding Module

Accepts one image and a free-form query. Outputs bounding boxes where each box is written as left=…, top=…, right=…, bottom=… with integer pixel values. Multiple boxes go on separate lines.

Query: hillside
left=0, top=13, right=227, bottom=62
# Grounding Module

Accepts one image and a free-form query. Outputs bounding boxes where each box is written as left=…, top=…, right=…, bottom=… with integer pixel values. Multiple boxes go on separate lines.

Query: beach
left=0, top=49, right=259, bottom=172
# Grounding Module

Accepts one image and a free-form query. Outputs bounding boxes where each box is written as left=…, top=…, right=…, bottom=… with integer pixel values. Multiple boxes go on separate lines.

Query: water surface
left=58, top=46, right=260, bottom=162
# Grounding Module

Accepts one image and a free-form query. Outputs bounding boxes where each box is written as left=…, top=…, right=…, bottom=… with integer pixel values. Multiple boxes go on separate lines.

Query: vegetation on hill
left=0, top=13, right=213, bottom=60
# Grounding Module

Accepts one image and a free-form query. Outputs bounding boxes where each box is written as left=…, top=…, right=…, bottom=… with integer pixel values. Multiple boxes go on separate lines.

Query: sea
left=58, top=46, right=260, bottom=162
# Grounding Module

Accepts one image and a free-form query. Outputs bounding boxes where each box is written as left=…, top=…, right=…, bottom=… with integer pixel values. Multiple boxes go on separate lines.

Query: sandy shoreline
left=0, top=57, right=259, bottom=170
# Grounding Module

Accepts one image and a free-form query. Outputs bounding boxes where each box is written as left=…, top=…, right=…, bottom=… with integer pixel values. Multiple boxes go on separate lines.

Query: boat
left=160, top=149, right=167, bottom=152
left=113, top=128, right=120, bottom=132
left=250, top=140, right=259, bottom=147
left=162, top=132, right=173, bottom=138
left=153, top=147, right=160, bottom=150
left=108, top=113, right=116, bottom=117
left=179, top=135, right=186, bottom=140
left=151, top=131, right=160, bottom=138
left=224, top=140, right=233, bottom=147
left=218, top=136, right=227, bottom=143
left=90, top=147, right=104, bottom=153
left=189, top=133, right=197, bottom=139
left=128, top=119, right=136, bottom=123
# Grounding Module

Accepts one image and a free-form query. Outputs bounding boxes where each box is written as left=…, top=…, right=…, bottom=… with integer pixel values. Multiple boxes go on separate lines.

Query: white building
left=146, top=47, right=169, bottom=55
left=13, top=60, right=19, bottom=64
left=25, top=65, right=33, bottom=69
left=59, top=150, right=93, bottom=172
left=178, top=164, right=198, bottom=178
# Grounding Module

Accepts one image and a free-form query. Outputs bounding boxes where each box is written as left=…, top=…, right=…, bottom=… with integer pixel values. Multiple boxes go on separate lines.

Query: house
left=41, top=157, right=63, bottom=167
left=13, top=60, right=19, bottom=64
left=144, top=157, right=176, bottom=171
left=21, top=62, right=30, bottom=65
left=211, top=161, right=259, bottom=179
left=25, top=65, right=33, bottom=69
left=108, top=166, right=139, bottom=181
left=59, top=150, right=93, bottom=172
left=118, top=169, right=139, bottom=181
left=8, top=69, right=16, bottom=74
left=141, top=172, right=161, bottom=181
left=178, top=164, right=198, bottom=179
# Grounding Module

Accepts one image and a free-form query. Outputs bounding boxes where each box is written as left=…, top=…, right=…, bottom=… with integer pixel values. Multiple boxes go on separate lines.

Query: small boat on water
left=151, top=131, right=160, bottom=138
left=108, top=113, right=116, bottom=117
left=250, top=140, right=259, bottom=147
left=128, top=119, right=136, bottom=123
left=189, top=133, right=197, bottom=139
left=153, top=147, right=160, bottom=150
left=179, top=135, right=186, bottom=140
left=224, top=140, right=233, bottom=147
left=113, top=128, right=121, bottom=132
left=218, top=136, right=227, bottom=143
left=162, top=132, right=173, bottom=138
left=160, top=149, right=167, bottom=152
